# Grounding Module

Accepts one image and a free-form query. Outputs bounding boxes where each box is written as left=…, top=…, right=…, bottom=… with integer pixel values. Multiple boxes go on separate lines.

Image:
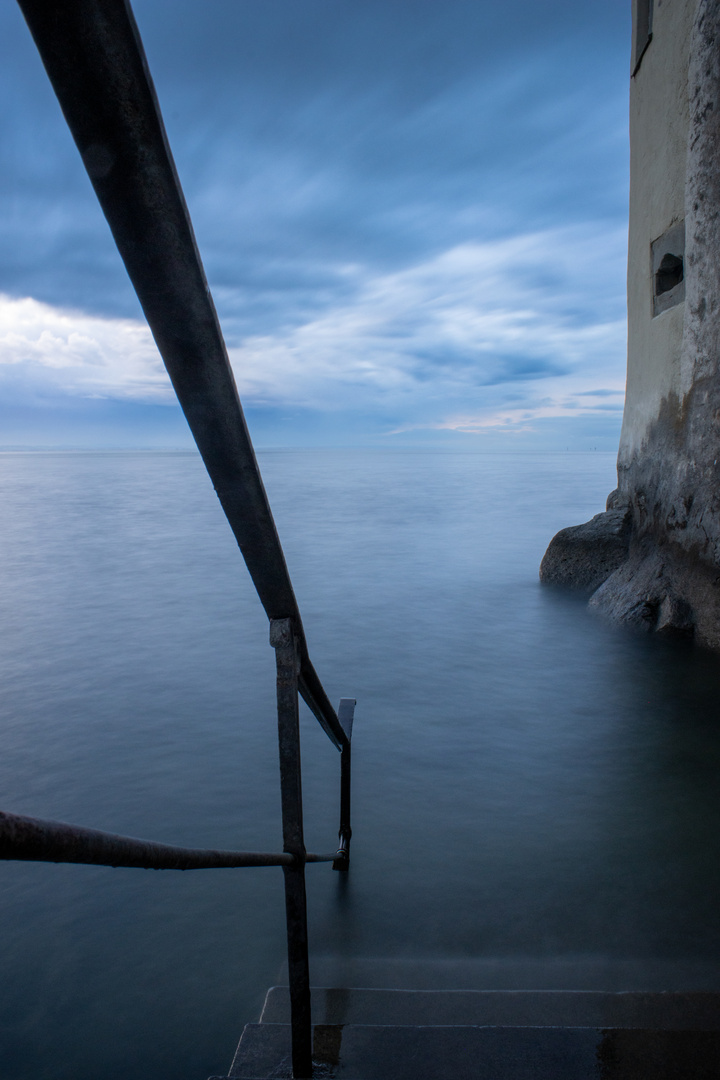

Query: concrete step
left=260, top=986, right=720, bottom=1029
left=299, top=955, right=720, bottom=992
left=225, top=1021, right=720, bottom=1079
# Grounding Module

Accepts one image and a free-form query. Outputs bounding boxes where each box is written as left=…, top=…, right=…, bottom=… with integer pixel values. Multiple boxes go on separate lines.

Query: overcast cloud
left=0, top=0, right=630, bottom=448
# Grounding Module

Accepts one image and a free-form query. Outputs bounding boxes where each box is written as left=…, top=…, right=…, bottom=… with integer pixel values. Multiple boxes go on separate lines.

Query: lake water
left=1, top=449, right=720, bottom=1080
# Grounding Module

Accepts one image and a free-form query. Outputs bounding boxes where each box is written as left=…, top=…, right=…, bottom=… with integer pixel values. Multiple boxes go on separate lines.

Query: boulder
left=539, top=507, right=632, bottom=596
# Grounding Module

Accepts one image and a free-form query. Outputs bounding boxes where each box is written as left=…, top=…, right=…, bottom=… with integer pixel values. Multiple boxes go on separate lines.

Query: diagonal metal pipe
left=16, top=0, right=347, bottom=752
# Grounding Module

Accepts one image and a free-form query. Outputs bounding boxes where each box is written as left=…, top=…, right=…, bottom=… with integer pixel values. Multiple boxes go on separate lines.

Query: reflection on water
left=0, top=450, right=719, bottom=1080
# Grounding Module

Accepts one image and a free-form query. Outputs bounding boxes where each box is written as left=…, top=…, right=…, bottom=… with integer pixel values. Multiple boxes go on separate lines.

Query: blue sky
left=0, top=0, right=630, bottom=449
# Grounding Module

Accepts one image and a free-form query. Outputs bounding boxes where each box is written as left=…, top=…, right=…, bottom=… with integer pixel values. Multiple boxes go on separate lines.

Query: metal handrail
left=10, top=2, right=357, bottom=1077
left=0, top=811, right=339, bottom=870
left=16, top=0, right=348, bottom=755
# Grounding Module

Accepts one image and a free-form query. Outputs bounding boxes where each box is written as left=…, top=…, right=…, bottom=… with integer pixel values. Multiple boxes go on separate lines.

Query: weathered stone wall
left=541, top=0, right=720, bottom=650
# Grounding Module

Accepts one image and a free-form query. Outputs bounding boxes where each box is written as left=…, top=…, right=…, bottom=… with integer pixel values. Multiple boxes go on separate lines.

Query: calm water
left=1, top=449, right=720, bottom=1080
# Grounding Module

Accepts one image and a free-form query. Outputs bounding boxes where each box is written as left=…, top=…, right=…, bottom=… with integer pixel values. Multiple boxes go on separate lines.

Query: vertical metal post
left=333, top=699, right=355, bottom=872
left=270, top=618, right=312, bottom=1080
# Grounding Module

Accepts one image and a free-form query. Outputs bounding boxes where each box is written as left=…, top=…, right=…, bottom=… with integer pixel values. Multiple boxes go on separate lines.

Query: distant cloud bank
left=0, top=222, right=626, bottom=444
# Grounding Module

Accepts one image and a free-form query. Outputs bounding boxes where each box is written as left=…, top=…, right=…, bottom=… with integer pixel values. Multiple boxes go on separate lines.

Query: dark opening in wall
left=655, top=253, right=684, bottom=296
left=651, top=221, right=685, bottom=317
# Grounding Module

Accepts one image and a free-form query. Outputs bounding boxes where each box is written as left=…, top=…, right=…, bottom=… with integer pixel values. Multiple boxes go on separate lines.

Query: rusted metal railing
left=0, top=810, right=341, bottom=870
left=7, top=2, right=357, bottom=1077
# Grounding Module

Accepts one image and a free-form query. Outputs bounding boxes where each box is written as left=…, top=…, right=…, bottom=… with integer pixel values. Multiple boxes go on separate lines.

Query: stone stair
left=212, top=961, right=720, bottom=1079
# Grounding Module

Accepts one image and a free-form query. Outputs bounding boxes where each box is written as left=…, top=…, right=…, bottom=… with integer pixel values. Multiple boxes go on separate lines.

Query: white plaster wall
left=618, top=0, right=698, bottom=466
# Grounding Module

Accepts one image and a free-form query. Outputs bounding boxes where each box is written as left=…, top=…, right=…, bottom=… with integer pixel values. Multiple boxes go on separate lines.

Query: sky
left=0, top=0, right=631, bottom=450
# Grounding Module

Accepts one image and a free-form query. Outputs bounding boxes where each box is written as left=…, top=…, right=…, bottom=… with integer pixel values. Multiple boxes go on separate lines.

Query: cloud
left=0, top=0, right=631, bottom=445
left=0, top=0, right=630, bottom=333
left=417, top=387, right=626, bottom=437
left=0, top=220, right=627, bottom=446
left=226, top=224, right=627, bottom=431
left=0, top=294, right=171, bottom=403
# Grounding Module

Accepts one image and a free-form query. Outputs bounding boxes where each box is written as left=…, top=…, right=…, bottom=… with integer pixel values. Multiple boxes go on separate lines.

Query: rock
left=539, top=507, right=632, bottom=596
left=605, top=489, right=630, bottom=511
left=656, top=593, right=695, bottom=637
left=589, top=547, right=701, bottom=643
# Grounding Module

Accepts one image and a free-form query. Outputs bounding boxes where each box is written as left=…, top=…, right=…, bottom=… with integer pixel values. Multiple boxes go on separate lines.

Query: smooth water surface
left=1, top=450, right=720, bottom=1079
